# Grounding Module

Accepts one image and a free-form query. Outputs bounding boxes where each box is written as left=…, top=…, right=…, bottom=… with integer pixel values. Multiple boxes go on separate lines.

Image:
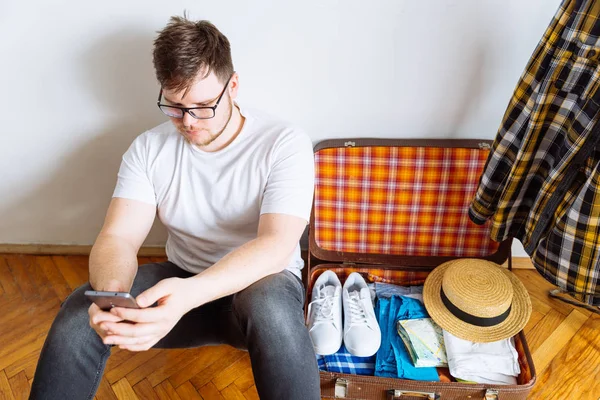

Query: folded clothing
left=375, top=282, right=423, bottom=302
left=443, top=330, right=520, bottom=385
left=316, top=344, right=376, bottom=375
left=374, top=296, right=439, bottom=381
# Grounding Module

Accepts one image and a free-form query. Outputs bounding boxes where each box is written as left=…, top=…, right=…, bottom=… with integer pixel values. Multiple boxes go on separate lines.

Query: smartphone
left=84, top=290, right=140, bottom=311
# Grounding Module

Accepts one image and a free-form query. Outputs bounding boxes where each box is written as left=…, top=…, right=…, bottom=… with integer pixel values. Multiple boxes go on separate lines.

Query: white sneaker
left=306, top=270, right=343, bottom=355
left=342, top=272, right=381, bottom=357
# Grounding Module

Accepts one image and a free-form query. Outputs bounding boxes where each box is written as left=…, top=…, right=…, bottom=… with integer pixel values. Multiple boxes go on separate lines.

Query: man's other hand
left=98, top=277, right=196, bottom=351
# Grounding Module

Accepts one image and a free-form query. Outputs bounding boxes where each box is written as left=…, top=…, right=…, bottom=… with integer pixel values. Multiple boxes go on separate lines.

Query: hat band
left=440, top=288, right=512, bottom=327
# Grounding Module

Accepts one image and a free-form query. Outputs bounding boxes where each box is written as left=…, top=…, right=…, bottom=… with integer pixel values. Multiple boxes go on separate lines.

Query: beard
left=180, top=96, right=234, bottom=148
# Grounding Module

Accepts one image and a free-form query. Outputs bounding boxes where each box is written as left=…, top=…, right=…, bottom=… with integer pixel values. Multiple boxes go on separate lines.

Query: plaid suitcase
left=306, top=138, right=536, bottom=400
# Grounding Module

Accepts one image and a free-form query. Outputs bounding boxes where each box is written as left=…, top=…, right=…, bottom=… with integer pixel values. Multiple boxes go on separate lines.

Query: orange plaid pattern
left=314, top=145, right=499, bottom=257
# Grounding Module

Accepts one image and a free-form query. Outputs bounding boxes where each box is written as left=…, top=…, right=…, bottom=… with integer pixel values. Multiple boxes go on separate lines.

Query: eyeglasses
left=157, top=75, right=233, bottom=120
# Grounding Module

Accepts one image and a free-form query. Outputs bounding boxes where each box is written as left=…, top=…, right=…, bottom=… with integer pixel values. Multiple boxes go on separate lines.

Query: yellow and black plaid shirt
left=469, top=0, right=600, bottom=306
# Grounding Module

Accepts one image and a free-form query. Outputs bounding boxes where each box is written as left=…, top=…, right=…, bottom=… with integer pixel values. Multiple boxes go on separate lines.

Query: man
left=30, top=16, right=320, bottom=399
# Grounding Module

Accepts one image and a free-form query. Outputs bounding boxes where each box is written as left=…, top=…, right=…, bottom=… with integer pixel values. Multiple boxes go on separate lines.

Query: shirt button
left=590, top=49, right=597, bottom=57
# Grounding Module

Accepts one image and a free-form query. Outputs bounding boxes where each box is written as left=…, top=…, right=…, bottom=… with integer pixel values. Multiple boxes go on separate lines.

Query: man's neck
left=200, top=103, right=245, bottom=153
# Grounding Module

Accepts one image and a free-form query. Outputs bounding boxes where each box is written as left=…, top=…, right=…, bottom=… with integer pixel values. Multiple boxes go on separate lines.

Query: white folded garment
left=443, top=330, right=520, bottom=385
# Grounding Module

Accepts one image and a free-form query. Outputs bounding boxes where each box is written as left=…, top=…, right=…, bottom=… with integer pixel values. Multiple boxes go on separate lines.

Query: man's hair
left=153, top=15, right=234, bottom=93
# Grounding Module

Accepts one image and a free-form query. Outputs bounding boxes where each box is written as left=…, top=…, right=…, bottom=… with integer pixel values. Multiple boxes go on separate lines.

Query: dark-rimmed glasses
left=157, top=75, right=233, bottom=120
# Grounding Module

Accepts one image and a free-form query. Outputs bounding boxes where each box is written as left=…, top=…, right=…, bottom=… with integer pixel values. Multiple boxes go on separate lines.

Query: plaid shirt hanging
left=469, top=0, right=600, bottom=305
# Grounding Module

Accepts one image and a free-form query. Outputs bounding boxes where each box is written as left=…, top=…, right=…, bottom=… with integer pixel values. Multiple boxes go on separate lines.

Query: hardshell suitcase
left=306, top=139, right=536, bottom=400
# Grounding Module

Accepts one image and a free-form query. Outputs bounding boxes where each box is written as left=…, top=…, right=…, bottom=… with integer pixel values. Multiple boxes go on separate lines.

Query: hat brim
left=423, top=260, right=532, bottom=343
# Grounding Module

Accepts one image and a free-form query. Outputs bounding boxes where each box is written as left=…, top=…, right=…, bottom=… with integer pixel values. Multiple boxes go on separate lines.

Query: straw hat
left=423, top=259, right=531, bottom=343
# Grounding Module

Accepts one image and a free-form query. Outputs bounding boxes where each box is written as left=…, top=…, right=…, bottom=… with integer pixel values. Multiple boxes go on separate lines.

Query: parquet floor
left=0, top=254, right=598, bottom=399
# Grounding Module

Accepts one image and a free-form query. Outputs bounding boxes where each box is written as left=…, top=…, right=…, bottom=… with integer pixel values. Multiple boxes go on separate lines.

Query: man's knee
left=46, top=283, right=98, bottom=350
left=129, top=261, right=191, bottom=297
left=232, top=271, right=305, bottom=335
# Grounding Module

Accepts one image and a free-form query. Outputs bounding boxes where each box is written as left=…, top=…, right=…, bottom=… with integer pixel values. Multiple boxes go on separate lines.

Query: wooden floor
left=0, top=254, right=598, bottom=400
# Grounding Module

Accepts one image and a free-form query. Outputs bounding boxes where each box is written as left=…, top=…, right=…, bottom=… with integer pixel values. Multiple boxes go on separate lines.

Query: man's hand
left=99, top=277, right=196, bottom=351
left=89, top=303, right=125, bottom=340
left=89, top=280, right=128, bottom=340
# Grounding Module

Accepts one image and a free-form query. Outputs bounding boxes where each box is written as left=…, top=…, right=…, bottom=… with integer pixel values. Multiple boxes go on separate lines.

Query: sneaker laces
left=308, top=286, right=337, bottom=326
left=347, top=291, right=369, bottom=327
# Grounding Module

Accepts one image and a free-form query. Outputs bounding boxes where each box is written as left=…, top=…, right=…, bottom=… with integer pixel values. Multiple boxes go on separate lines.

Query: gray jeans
left=29, top=262, right=320, bottom=399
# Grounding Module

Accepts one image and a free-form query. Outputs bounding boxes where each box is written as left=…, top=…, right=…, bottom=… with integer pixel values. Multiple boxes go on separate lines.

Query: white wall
left=0, top=0, right=561, bottom=256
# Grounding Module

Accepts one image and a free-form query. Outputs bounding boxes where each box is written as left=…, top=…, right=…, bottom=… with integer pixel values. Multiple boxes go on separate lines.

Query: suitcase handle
left=386, top=389, right=439, bottom=400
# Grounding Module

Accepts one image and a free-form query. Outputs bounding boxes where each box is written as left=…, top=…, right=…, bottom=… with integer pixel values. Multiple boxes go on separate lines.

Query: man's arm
left=186, top=212, right=306, bottom=306
left=104, top=212, right=308, bottom=351
left=133, top=211, right=306, bottom=310
left=89, top=197, right=156, bottom=292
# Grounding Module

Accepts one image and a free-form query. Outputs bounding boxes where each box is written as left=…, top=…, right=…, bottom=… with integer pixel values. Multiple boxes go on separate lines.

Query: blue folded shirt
left=374, top=296, right=439, bottom=381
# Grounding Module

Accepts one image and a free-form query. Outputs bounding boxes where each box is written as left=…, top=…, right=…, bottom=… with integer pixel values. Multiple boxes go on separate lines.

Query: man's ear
left=229, top=72, right=240, bottom=99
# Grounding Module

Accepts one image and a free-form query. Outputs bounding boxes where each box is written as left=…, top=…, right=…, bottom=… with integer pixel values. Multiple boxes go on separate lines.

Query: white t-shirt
left=112, top=105, right=315, bottom=277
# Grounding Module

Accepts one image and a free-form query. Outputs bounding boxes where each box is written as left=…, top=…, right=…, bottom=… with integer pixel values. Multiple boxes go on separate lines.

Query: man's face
left=161, top=72, right=236, bottom=147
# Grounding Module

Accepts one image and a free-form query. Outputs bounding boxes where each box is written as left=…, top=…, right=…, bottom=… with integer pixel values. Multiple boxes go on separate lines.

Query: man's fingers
left=104, top=334, right=156, bottom=347
left=90, top=311, right=124, bottom=325
left=101, top=321, right=159, bottom=338
left=110, top=306, right=164, bottom=323
left=117, top=341, right=160, bottom=352
left=89, top=303, right=125, bottom=340
left=136, top=279, right=176, bottom=308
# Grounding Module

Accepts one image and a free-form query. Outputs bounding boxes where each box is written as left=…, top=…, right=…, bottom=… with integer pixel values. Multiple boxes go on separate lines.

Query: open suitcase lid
left=308, top=138, right=512, bottom=270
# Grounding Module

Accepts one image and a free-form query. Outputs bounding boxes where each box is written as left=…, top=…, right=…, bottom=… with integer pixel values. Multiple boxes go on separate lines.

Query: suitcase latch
left=484, top=389, right=499, bottom=400
left=334, top=378, right=348, bottom=398
left=344, top=141, right=356, bottom=147
left=478, top=142, right=491, bottom=150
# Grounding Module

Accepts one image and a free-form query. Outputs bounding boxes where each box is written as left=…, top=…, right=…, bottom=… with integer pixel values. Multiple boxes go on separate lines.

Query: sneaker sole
left=345, top=342, right=380, bottom=357
left=312, top=340, right=343, bottom=356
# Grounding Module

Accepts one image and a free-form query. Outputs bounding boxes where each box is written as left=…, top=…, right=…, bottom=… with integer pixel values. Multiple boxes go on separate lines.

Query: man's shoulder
left=241, top=105, right=310, bottom=144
